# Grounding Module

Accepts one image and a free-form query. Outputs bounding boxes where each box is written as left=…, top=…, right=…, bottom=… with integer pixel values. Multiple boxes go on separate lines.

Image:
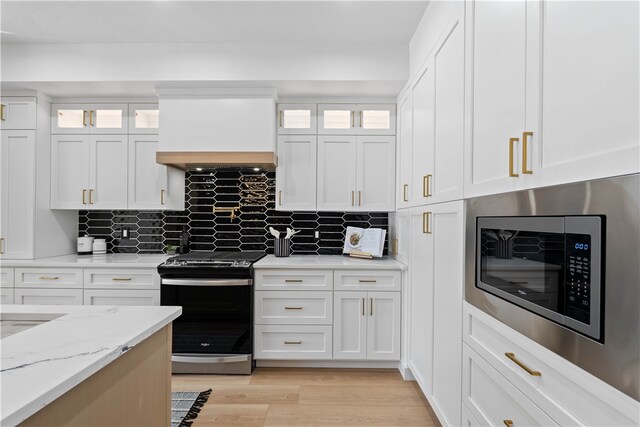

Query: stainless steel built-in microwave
left=476, top=216, right=604, bottom=341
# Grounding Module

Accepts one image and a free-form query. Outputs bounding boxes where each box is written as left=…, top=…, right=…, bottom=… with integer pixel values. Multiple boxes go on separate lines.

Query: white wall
left=2, top=42, right=408, bottom=83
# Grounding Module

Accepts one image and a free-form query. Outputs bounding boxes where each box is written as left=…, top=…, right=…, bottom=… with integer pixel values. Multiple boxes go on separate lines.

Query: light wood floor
left=172, top=368, right=440, bottom=427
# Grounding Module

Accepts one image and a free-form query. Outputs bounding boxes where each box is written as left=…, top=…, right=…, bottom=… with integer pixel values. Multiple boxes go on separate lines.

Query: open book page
left=343, top=227, right=386, bottom=258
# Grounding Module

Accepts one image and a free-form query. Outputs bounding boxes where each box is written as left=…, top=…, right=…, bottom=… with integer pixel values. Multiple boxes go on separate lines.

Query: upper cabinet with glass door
left=318, top=104, right=396, bottom=135
left=129, top=103, right=159, bottom=134
left=52, top=103, right=128, bottom=134
left=277, top=104, right=317, bottom=135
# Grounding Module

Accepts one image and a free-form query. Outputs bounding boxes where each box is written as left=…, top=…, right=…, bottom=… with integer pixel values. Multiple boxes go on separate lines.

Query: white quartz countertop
left=0, top=304, right=181, bottom=426
left=0, top=253, right=169, bottom=269
left=254, top=255, right=406, bottom=270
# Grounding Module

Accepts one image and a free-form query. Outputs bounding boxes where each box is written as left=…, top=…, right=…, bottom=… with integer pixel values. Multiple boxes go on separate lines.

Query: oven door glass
left=477, top=217, right=565, bottom=316
left=161, top=279, right=252, bottom=355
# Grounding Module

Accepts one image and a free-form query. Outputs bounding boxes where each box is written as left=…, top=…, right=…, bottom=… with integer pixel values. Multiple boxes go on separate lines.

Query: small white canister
left=77, top=235, right=94, bottom=255
left=93, top=238, right=107, bottom=255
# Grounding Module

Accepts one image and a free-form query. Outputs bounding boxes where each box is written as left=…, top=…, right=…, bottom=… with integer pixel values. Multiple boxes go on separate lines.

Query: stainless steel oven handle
left=172, top=354, right=250, bottom=363
left=161, top=278, right=252, bottom=287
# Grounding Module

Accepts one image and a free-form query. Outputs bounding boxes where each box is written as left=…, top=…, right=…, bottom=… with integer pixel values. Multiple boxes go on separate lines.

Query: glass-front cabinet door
left=357, top=104, right=396, bottom=136
left=52, top=104, right=128, bottom=134
left=129, top=103, right=159, bottom=134
left=318, top=103, right=357, bottom=135
left=277, top=103, right=316, bottom=135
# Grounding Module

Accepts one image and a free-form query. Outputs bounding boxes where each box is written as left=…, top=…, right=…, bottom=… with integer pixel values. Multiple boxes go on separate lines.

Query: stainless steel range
left=158, top=251, right=266, bottom=374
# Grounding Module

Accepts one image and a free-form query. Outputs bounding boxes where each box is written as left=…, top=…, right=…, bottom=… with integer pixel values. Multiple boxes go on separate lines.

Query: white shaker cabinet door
left=526, top=0, right=640, bottom=187
left=316, top=136, right=357, bottom=211
left=464, top=0, right=528, bottom=197
left=366, top=291, right=401, bottom=361
left=1, top=131, right=35, bottom=259
left=84, top=289, right=160, bottom=306
left=356, top=136, right=395, bottom=212
left=276, top=135, right=317, bottom=211
left=0, top=97, right=36, bottom=130
left=397, top=92, right=413, bottom=208
left=128, top=135, right=167, bottom=210
left=14, top=288, right=83, bottom=305
left=333, top=291, right=367, bottom=360
left=411, top=62, right=435, bottom=205
left=51, top=135, right=90, bottom=209
left=89, top=135, right=128, bottom=209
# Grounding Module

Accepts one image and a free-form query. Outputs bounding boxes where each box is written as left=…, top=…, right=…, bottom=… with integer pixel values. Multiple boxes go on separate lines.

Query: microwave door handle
left=161, top=278, right=252, bottom=287
left=172, top=354, right=250, bottom=363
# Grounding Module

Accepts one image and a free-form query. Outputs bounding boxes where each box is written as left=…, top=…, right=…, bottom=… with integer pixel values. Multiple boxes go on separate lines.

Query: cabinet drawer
left=255, top=291, right=332, bottom=325
left=15, top=268, right=83, bottom=288
left=14, top=288, right=83, bottom=305
left=84, top=269, right=159, bottom=290
left=463, top=344, right=557, bottom=427
left=255, top=325, right=332, bottom=359
left=84, top=289, right=160, bottom=306
left=1, top=288, right=14, bottom=304
left=334, top=270, right=401, bottom=291
left=255, top=269, right=333, bottom=291
left=0, top=268, right=14, bottom=288
left=464, top=304, right=639, bottom=426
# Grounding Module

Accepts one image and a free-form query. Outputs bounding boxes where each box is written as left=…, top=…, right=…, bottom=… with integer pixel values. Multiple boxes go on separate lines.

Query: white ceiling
left=1, top=1, right=429, bottom=44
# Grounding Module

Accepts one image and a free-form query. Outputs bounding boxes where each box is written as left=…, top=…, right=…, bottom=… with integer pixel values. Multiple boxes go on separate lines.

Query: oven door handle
left=161, top=278, right=252, bottom=287
left=172, top=354, right=250, bottom=363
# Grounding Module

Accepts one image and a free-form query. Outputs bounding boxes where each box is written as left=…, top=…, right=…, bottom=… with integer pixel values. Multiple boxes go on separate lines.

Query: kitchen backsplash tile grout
left=79, top=170, right=388, bottom=255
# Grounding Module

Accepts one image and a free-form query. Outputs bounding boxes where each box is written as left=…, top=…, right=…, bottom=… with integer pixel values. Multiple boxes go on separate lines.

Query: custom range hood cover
left=156, top=88, right=277, bottom=170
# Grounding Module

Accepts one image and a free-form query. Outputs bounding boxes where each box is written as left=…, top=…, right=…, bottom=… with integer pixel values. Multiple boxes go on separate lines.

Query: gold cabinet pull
left=351, top=110, right=355, bottom=128
left=351, top=190, right=355, bottom=206
left=362, top=298, right=365, bottom=316
left=82, top=189, right=87, bottom=205
left=89, top=110, right=94, bottom=126
left=422, top=174, right=432, bottom=197
left=370, top=298, right=374, bottom=316
left=112, top=277, right=132, bottom=281
left=358, top=191, right=362, bottom=206
left=0, top=237, right=4, bottom=254
left=284, top=306, right=303, bottom=310
left=422, top=211, right=432, bottom=234
left=82, top=110, right=87, bottom=127
left=278, top=190, right=282, bottom=206
left=509, top=137, right=520, bottom=177
left=39, top=276, right=59, bottom=280
left=89, top=189, right=94, bottom=204
left=505, top=352, right=541, bottom=376
left=392, top=238, right=399, bottom=254
left=522, top=131, right=533, bottom=174
left=503, top=420, right=514, bottom=427
left=359, top=279, right=377, bottom=283
left=403, top=184, right=409, bottom=202
left=285, top=279, right=303, bottom=283
left=284, top=340, right=302, bottom=345
left=279, top=110, right=283, bottom=127
left=160, top=189, right=166, bottom=205
left=359, top=110, right=363, bottom=127
left=0, top=104, right=5, bottom=121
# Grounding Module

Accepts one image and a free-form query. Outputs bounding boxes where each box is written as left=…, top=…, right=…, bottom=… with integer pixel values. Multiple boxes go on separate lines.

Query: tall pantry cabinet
left=0, top=96, right=77, bottom=259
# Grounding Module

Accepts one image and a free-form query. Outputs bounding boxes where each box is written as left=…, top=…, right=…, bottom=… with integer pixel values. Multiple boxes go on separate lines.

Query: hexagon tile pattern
left=79, top=170, right=389, bottom=255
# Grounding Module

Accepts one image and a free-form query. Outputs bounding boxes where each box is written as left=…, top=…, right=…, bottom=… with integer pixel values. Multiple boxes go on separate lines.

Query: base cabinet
left=14, top=288, right=83, bottom=305
left=1, top=288, right=15, bottom=304
left=255, top=325, right=333, bottom=360
left=84, top=289, right=159, bottom=306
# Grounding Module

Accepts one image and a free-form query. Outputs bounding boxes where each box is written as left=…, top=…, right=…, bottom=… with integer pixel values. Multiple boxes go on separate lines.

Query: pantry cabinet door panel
left=0, top=98, right=36, bottom=130
left=411, top=63, right=435, bottom=204
left=397, top=93, right=413, bottom=208
left=89, top=135, right=128, bottom=209
left=528, top=0, right=640, bottom=187
left=276, top=135, right=317, bottom=211
left=317, top=136, right=357, bottom=211
left=356, top=136, right=395, bottom=211
left=128, top=135, right=167, bottom=210
left=464, top=0, right=527, bottom=197
left=51, top=135, right=90, bottom=209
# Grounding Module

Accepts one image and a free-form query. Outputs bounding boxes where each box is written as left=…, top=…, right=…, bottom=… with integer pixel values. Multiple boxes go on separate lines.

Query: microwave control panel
left=565, top=233, right=592, bottom=324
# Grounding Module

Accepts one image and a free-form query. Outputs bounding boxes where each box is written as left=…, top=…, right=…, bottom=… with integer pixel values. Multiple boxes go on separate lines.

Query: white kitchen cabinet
left=276, top=135, right=317, bottom=211
left=334, top=270, right=401, bottom=292
left=333, top=291, right=400, bottom=361
left=0, top=268, right=14, bottom=287
left=356, top=136, right=395, bottom=211
left=128, top=135, right=168, bottom=210
left=14, top=288, right=83, bottom=305
left=317, top=135, right=395, bottom=212
left=255, top=325, right=333, bottom=360
left=277, top=103, right=317, bottom=135
left=396, top=93, right=413, bottom=209
left=83, top=269, right=159, bottom=290
left=316, top=135, right=357, bottom=211
left=408, top=200, right=464, bottom=426
left=128, top=103, right=159, bottom=134
left=255, top=291, right=332, bottom=325
left=1, top=131, right=36, bottom=259
left=52, top=103, right=128, bottom=134
left=389, top=210, right=410, bottom=264
left=254, top=269, right=333, bottom=291
left=0, top=97, right=36, bottom=130
left=1, top=288, right=14, bottom=304
left=15, top=268, right=83, bottom=288
left=84, top=289, right=160, bottom=306
left=318, top=104, right=395, bottom=135
left=461, top=403, right=482, bottom=427
left=51, top=135, right=128, bottom=209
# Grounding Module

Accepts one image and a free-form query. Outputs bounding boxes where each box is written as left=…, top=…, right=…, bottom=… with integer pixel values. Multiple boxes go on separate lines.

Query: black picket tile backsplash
left=79, top=170, right=388, bottom=255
